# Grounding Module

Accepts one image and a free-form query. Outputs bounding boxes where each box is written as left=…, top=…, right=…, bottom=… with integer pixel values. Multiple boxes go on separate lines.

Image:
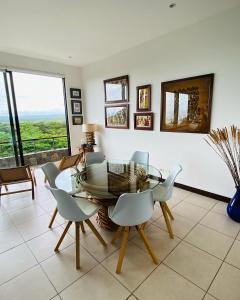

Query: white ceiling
left=0, top=0, right=239, bottom=67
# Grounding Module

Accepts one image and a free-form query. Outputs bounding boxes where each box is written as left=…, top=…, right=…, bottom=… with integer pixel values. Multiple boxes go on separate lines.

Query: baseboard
left=174, top=182, right=230, bottom=203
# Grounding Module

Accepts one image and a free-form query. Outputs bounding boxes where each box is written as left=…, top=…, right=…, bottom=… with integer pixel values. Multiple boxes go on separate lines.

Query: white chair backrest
left=41, top=162, right=60, bottom=188
left=85, top=152, right=105, bottom=166
left=48, top=187, right=88, bottom=221
left=110, top=190, right=154, bottom=226
left=131, top=151, right=149, bottom=166
left=162, top=164, right=182, bottom=200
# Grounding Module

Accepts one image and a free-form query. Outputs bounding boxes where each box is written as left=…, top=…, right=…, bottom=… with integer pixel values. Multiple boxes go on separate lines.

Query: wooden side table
left=79, top=144, right=94, bottom=164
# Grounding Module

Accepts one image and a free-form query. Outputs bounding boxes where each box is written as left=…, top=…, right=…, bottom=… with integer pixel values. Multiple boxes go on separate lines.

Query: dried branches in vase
left=205, top=125, right=240, bottom=222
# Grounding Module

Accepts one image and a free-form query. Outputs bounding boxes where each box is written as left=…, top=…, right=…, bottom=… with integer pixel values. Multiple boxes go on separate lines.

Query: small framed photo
left=136, top=84, right=151, bottom=111
left=72, top=116, right=83, bottom=125
left=71, top=100, right=82, bottom=114
left=105, top=104, right=129, bottom=129
left=134, top=112, right=154, bottom=131
left=70, top=88, right=81, bottom=99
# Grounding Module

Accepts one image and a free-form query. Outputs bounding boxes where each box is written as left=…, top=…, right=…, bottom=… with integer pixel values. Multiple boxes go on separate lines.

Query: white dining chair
left=85, top=151, right=105, bottom=166
left=108, top=190, right=158, bottom=273
left=152, top=165, right=182, bottom=239
left=131, top=151, right=149, bottom=165
left=49, top=187, right=107, bottom=269
left=42, top=162, right=86, bottom=233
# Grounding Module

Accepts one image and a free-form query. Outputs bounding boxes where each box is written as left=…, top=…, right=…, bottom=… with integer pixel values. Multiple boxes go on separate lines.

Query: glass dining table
left=55, top=160, right=162, bottom=230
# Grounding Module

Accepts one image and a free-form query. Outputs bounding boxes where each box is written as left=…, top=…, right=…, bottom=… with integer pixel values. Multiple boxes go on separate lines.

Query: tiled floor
left=0, top=169, right=240, bottom=300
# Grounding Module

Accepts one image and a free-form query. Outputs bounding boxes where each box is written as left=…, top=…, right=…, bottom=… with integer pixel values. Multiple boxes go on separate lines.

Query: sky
left=0, top=71, right=65, bottom=115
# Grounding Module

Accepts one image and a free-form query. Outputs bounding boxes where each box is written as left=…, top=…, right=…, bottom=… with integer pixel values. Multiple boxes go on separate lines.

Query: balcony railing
left=0, top=135, right=69, bottom=167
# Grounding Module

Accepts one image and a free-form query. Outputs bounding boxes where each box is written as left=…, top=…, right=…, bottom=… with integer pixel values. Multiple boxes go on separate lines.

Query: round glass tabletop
left=55, top=160, right=162, bottom=198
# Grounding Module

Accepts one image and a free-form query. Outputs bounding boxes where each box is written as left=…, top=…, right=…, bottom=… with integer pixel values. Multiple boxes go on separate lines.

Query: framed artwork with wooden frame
left=105, top=104, right=129, bottom=129
left=134, top=112, right=154, bottom=131
left=104, top=75, right=129, bottom=103
left=160, top=73, right=214, bottom=133
left=136, top=84, right=151, bottom=111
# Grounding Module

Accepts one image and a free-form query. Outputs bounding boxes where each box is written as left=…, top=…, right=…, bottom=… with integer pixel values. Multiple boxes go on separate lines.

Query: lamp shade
left=82, top=123, right=97, bottom=132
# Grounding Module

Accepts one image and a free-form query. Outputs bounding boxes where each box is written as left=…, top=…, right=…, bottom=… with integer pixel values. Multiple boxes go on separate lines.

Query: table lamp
left=82, top=123, right=97, bottom=145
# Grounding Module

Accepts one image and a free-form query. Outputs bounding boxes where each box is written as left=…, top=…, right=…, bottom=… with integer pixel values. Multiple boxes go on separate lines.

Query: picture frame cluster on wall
left=104, top=75, right=129, bottom=129
left=70, top=88, right=83, bottom=125
left=103, top=73, right=214, bottom=133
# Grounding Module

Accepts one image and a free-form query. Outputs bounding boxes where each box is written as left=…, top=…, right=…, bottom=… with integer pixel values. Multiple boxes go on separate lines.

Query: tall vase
left=227, top=187, right=240, bottom=222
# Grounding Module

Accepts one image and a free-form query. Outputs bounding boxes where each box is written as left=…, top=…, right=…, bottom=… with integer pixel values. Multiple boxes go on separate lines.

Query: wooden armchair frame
left=0, top=165, right=35, bottom=201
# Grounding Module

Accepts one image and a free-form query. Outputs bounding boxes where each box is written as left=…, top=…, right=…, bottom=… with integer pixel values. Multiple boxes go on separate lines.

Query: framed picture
left=104, top=75, right=129, bottom=103
left=72, top=116, right=83, bottom=125
left=136, top=84, right=151, bottom=111
left=71, top=100, right=82, bottom=114
left=70, top=88, right=81, bottom=99
left=134, top=112, right=154, bottom=131
left=160, top=73, right=214, bottom=133
left=105, top=104, right=129, bottom=129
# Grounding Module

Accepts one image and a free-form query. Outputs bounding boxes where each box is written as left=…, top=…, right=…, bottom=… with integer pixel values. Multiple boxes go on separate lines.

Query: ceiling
left=0, top=0, right=239, bottom=67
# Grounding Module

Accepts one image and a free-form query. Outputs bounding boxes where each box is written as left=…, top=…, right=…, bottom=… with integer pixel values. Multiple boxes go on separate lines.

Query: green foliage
left=0, top=121, right=68, bottom=157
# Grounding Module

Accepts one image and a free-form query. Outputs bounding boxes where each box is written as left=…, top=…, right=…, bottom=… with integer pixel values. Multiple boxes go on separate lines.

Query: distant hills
left=0, top=112, right=65, bottom=122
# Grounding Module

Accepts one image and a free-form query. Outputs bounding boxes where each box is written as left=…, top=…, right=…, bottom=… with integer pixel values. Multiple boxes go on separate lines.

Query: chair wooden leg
left=160, top=203, right=174, bottom=239
left=54, top=221, right=72, bottom=252
left=85, top=219, right=107, bottom=246
left=164, top=202, right=174, bottom=220
left=80, top=221, right=85, bottom=233
left=111, top=226, right=122, bottom=244
left=4, top=185, right=8, bottom=191
left=137, top=225, right=158, bottom=264
left=116, top=226, right=129, bottom=274
left=75, top=222, right=80, bottom=269
left=48, top=207, right=58, bottom=228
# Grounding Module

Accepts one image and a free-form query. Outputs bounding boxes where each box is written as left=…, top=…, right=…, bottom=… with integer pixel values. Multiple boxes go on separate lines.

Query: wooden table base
left=96, top=206, right=118, bottom=231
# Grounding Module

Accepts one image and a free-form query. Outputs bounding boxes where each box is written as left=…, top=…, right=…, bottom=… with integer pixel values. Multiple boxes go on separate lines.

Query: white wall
left=0, top=52, right=83, bottom=152
left=80, top=7, right=240, bottom=197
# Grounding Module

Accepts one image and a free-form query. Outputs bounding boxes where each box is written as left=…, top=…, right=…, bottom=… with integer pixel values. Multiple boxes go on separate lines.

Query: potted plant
left=205, top=126, right=240, bottom=222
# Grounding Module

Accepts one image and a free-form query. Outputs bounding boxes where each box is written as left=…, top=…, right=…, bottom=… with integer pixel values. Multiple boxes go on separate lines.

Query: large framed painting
left=134, top=112, right=153, bottom=131
left=104, top=75, right=129, bottom=103
left=105, top=104, right=129, bottom=129
left=160, top=73, right=214, bottom=133
left=136, top=84, right=151, bottom=111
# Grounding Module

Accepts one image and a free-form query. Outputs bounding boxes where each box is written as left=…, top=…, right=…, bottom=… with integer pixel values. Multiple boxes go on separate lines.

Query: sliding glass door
left=0, top=70, right=70, bottom=167
left=0, top=71, right=19, bottom=167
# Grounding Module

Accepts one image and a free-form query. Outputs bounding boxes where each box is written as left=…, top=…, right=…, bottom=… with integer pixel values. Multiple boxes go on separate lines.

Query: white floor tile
left=27, top=227, right=74, bottom=262
left=0, top=226, right=24, bottom=254
left=0, top=265, right=56, bottom=300
left=225, top=240, right=240, bottom=269
left=0, top=243, right=37, bottom=285
left=200, top=211, right=240, bottom=238
left=164, top=241, right=222, bottom=290
left=9, top=205, right=45, bottom=225
left=131, top=225, right=180, bottom=261
left=184, top=194, right=217, bottom=210
left=172, top=201, right=208, bottom=222
left=135, top=264, right=204, bottom=300
left=184, top=224, right=234, bottom=259
left=102, top=241, right=157, bottom=291
left=211, top=202, right=228, bottom=216
left=16, top=214, right=58, bottom=241
left=154, top=212, right=196, bottom=239
left=41, top=244, right=98, bottom=292
left=60, top=265, right=129, bottom=300
left=209, top=262, right=240, bottom=300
